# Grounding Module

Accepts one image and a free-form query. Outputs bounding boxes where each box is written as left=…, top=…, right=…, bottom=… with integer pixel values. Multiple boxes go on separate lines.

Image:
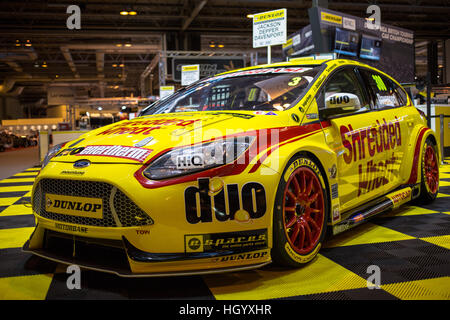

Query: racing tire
left=271, top=155, right=329, bottom=267
left=416, top=137, right=439, bottom=204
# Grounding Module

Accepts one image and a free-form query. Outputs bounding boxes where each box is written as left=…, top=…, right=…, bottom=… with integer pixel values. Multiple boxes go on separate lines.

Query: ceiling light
left=128, top=10, right=137, bottom=15
left=25, top=40, right=32, bottom=47
left=97, top=107, right=103, bottom=111
left=124, top=43, right=132, bottom=47
left=42, top=62, right=48, bottom=68
left=119, top=63, right=125, bottom=67
left=15, top=40, right=21, bottom=47
left=246, top=14, right=254, bottom=19
left=116, top=43, right=123, bottom=47
left=120, top=11, right=129, bottom=16
left=112, top=64, right=118, bottom=67
left=218, top=44, right=224, bottom=48
left=121, top=106, right=127, bottom=110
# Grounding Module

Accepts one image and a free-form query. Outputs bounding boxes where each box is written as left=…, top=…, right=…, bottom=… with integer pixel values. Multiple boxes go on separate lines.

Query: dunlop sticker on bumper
left=45, top=193, right=103, bottom=219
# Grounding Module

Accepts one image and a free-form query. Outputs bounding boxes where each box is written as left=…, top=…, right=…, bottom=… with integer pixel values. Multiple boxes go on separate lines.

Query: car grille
left=33, top=178, right=153, bottom=227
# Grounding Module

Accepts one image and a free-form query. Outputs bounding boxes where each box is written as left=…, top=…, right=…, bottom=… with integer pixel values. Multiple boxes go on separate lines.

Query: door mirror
left=322, top=93, right=361, bottom=118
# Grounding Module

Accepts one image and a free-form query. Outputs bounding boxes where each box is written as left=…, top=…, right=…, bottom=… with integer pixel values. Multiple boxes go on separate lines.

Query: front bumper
left=27, top=160, right=275, bottom=276
left=23, top=224, right=271, bottom=277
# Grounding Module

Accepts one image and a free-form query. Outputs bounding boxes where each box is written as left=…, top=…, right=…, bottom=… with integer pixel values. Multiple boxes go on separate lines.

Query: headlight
left=42, top=142, right=66, bottom=169
left=143, top=136, right=255, bottom=180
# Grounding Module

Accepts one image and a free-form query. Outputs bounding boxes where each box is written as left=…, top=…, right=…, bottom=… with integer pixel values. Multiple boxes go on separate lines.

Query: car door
left=358, top=68, right=410, bottom=192
left=317, top=67, right=386, bottom=213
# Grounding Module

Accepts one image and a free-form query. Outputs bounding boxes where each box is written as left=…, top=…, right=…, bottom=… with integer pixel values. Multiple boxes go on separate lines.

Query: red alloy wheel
left=282, top=166, right=325, bottom=255
left=424, top=145, right=439, bottom=194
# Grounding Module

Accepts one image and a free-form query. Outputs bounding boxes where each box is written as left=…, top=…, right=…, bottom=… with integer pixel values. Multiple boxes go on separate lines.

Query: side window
left=394, top=83, right=408, bottom=106
left=360, top=69, right=405, bottom=109
left=318, top=68, right=371, bottom=117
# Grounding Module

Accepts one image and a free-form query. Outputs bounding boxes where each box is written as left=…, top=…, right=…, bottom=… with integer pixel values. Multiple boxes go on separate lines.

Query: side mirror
left=322, top=93, right=361, bottom=118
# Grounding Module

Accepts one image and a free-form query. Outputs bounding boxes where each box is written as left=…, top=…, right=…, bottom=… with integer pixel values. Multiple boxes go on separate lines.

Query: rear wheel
left=417, top=138, right=439, bottom=204
left=272, top=156, right=328, bottom=267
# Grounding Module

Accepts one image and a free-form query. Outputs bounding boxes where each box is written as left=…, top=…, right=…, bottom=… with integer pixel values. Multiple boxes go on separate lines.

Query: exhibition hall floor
left=0, top=161, right=449, bottom=300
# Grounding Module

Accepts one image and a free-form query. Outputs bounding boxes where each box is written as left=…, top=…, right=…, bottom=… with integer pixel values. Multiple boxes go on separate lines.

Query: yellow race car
left=24, top=58, right=440, bottom=277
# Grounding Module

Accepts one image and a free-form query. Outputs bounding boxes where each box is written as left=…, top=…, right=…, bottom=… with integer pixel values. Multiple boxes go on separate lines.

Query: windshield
left=141, top=66, right=322, bottom=115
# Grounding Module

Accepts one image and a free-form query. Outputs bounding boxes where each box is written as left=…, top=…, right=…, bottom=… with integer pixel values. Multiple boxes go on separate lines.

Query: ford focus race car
left=24, top=58, right=440, bottom=277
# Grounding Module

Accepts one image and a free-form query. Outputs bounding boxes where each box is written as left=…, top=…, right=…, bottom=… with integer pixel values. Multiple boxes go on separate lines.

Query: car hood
left=50, top=111, right=290, bottom=164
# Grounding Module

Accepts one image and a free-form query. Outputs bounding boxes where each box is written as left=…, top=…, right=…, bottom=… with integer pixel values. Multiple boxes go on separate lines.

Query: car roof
left=215, top=58, right=369, bottom=76
left=214, top=58, right=402, bottom=85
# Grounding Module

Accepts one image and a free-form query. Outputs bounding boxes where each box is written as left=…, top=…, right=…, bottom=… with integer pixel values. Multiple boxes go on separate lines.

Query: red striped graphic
left=249, top=121, right=330, bottom=173
left=406, top=127, right=429, bottom=185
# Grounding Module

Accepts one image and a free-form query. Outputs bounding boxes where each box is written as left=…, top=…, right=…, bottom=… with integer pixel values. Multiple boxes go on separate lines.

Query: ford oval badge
left=74, top=160, right=91, bottom=168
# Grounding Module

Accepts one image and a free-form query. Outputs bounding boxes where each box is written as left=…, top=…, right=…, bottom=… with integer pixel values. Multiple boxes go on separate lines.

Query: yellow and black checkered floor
left=0, top=162, right=449, bottom=300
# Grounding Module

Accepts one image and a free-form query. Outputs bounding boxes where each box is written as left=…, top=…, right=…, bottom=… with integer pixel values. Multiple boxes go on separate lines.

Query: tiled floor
left=0, top=162, right=449, bottom=300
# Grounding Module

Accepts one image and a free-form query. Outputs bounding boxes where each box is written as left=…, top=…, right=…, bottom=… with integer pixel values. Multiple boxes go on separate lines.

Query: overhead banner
left=284, top=7, right=415, bottom=83
left=282, top=25, right=315, bottom=57
left=172, top=58, right=245, bottom=82
left=253, top=8, right=287, bottom=48
left=47, top=86, right=75, bottom=105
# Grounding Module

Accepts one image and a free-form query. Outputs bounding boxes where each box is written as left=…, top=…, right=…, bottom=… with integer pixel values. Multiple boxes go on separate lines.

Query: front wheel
left=271, top=156, right=328, bottom=267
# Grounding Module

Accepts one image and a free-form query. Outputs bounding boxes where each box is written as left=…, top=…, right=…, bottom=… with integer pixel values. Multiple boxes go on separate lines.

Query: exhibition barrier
left=416, top=104, right=450, bottom=159
left=431, top=114, right=450, bottom=163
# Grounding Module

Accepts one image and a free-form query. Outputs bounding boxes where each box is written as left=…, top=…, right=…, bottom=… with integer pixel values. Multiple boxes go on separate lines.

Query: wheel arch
left=425, top=132, right=439, bottom=161
left=282, top=149, right=333, bottom=224
left=259, top=130, right=338, bottom=224
left=405, top=126, right=439, bottom=185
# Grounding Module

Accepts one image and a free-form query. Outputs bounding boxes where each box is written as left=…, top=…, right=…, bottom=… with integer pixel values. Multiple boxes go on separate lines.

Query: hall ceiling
left=0, top=0, right=447, bottom=105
